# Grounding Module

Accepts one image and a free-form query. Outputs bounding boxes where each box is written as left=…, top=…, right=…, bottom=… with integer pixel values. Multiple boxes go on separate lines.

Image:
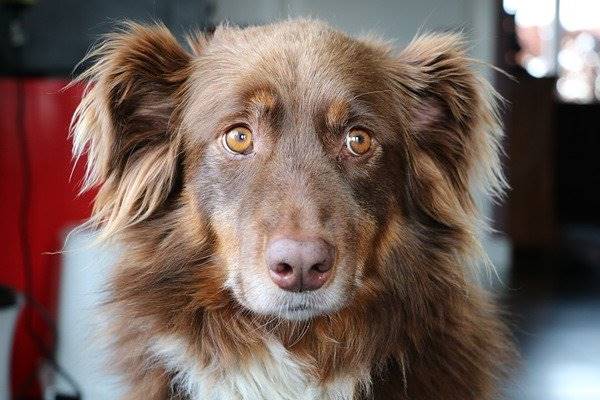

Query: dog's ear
left=391, top=33, right=505, bottom=228
left=72, top=23, right=199, bottom=238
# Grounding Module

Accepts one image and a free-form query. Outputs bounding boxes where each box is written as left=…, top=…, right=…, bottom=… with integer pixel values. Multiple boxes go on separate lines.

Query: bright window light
left=503, top=0, right=519, bottom=15
left=504, top=0, right=600, bottom=102
left=560, top=0, right=600, bottom=32
left=504, top=0, right=555, bottom=27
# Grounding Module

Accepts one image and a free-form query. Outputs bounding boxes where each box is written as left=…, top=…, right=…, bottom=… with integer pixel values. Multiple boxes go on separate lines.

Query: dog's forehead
left=191, top=21, right=389, bottom=114
left=181, top=20, right=396, bottom=143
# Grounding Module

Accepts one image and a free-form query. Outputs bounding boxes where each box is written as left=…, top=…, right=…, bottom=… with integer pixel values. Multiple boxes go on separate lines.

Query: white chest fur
left=149, top=335, right=360, bottom=400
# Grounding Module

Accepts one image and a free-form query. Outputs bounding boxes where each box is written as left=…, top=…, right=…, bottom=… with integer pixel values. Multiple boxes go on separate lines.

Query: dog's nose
left=266, top=237, right=334, bottom=292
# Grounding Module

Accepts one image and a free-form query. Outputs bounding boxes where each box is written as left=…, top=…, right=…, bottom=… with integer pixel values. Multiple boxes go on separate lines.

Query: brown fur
left=72, top=19, right=514, bottom=399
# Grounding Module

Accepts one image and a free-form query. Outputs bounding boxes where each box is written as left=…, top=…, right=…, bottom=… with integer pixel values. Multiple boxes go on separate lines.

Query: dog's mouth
left=280, top=303, right=323, bottom=320
left=287, top=304, right=309, bottom=312
left=237, top=291, right=344, bottom=321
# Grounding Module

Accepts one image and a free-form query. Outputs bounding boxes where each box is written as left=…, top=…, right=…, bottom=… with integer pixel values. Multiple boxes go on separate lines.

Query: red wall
left=0, top=78, right=94, bottom=398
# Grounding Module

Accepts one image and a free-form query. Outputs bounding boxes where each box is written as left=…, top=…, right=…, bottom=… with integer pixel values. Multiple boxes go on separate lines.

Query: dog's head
left=73, top=20, right=503, bottom=321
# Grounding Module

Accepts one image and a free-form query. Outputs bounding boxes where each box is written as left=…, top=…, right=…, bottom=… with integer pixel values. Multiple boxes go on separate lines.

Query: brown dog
left=72, top=19, right=513, bottom=400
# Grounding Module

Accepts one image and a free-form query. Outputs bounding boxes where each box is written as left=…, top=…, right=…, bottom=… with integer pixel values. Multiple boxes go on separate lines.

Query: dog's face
left=181, top=24, right=409, bottom=319
left=74, top=20, right=502, bottom=321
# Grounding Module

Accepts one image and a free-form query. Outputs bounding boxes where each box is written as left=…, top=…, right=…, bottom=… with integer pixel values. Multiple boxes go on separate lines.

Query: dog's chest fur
left=150, top=334, right=361, bottom=400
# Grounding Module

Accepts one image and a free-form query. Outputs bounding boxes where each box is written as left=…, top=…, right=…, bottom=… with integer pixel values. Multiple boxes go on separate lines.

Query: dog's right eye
left=345, top=128, right=372, bottom=156
left=223, top=126, right=254, bottom=154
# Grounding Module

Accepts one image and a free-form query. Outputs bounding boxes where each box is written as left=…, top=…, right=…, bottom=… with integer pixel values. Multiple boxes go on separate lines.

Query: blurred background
left=0, top=0, right=598, bottom=399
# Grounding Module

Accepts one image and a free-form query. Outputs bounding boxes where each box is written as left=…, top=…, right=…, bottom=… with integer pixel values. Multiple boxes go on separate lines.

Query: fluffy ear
left=72, top=23, right=195, bottom=238
left=391, top=33, right=506, bottom=229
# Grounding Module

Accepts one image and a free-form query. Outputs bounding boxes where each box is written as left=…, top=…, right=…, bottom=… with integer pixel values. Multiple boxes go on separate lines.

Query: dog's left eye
left=223, top=126, right=254, bottom=154
left=345, top=128, right=372, bottom=156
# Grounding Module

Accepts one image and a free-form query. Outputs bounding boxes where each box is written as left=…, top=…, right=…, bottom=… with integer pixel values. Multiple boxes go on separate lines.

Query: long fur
left=72, top=19, right=514, bottom=400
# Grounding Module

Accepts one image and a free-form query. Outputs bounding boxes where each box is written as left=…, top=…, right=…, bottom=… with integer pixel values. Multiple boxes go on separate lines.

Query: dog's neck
left=141, top=296, right=404, bottom=400
left=150, top=330, right=371, bottom=400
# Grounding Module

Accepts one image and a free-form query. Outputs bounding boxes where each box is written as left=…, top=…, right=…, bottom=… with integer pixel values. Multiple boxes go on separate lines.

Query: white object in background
left=44, top=228, right=124, bottom=400
left=0, top=288, right=21, bottom=400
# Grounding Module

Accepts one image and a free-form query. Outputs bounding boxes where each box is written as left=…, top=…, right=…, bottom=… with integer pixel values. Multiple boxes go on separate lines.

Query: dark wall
left=1, top=0, right=214, bottom=76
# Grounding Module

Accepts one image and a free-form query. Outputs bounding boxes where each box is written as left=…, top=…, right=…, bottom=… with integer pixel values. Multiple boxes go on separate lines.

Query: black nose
left=266, top=237, right=334, bottom=292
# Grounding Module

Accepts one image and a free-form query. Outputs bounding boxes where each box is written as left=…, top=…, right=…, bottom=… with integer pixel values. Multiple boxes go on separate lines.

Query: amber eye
left=223, top=126, right=253, bottom=154
left=345, top=128, right=372, bottom=156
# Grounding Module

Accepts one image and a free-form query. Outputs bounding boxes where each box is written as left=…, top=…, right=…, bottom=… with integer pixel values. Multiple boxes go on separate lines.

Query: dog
left=72, top=19, right=513, bottom=400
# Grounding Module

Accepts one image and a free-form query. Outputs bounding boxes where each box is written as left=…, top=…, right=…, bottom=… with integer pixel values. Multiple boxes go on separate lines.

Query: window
left=504, top=0, right=600, bottom=103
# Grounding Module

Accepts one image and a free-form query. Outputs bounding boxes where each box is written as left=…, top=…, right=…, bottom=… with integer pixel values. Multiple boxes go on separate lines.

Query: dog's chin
left=257, top=304, right=337, bottom=321
left=276, top=303, right=334, bottom=321
left=235, top=290, right=346, bottom=321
